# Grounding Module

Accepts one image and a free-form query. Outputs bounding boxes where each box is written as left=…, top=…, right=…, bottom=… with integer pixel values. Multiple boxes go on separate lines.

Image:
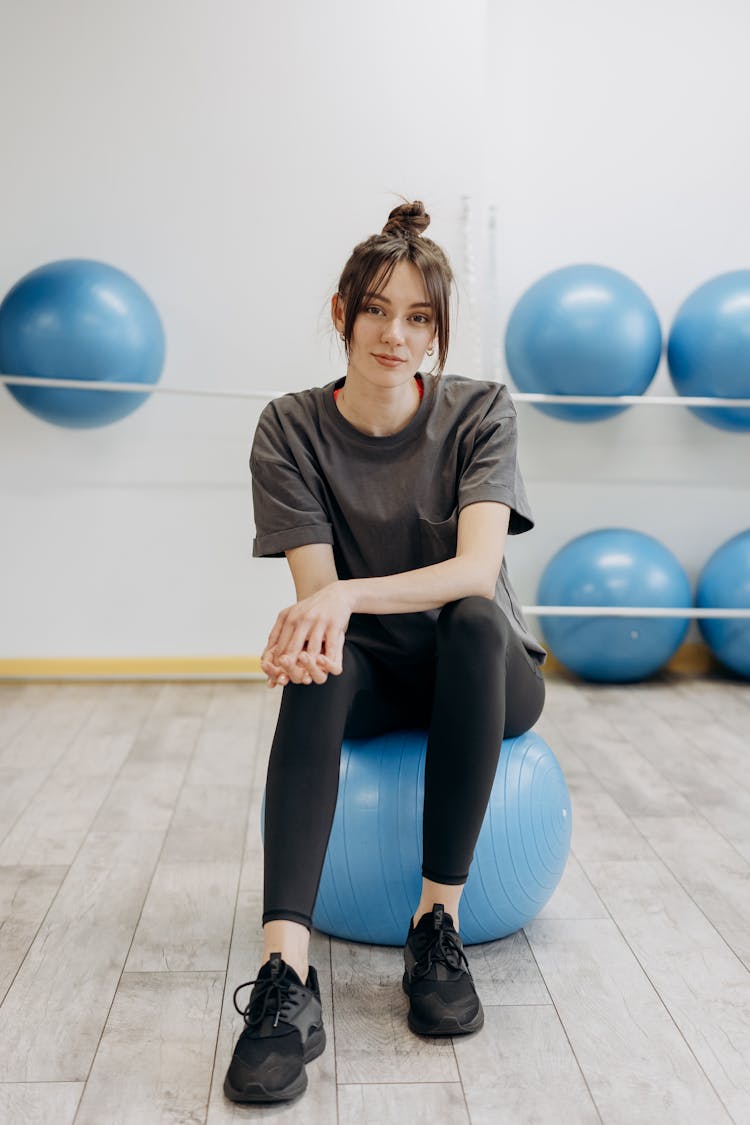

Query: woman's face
left=336, top=260, right=437, bottom=388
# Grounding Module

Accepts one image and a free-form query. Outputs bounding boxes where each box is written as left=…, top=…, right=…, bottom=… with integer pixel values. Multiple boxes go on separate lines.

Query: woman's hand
left=261, top=581, right=354, bottom=688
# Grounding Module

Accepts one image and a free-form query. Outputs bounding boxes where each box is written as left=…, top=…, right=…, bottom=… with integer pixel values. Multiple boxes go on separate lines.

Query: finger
left=322, top=627, right=345, bottom=674
left=279, top=619, right=315, bottom=667
left=262, top=656, right=286, bottom=678
left=261, top=648, right=290, bottom=689
left=270, top=605, right=304, bottom=658
left=304, top=621, right=327, bottom=662
left=266, top=612, right=288, bottom=651
left=299, top=651, right=328, bottom=685
left=274, top=615, right=306, bottom=664
left=282, top=651, right=312, bottom=684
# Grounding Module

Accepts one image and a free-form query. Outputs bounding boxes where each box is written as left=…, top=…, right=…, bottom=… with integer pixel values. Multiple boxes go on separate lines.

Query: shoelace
left=232, top=963, right=295, bottom=1030
left=412, top=924, right=470, bottom=979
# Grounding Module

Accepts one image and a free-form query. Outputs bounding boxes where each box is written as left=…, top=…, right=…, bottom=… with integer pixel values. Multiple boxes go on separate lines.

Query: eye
left=411, top=314, right=430, bottom=324
left=365, top=305, right=384, bottom=316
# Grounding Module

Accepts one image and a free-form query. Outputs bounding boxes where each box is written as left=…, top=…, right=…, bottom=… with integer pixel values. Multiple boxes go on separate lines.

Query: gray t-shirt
left=250, top=372, right=547, bottom=666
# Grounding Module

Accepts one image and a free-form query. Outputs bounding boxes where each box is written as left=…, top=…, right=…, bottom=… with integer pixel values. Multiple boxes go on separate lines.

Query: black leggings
left=263, top=596, right=546, bottom=930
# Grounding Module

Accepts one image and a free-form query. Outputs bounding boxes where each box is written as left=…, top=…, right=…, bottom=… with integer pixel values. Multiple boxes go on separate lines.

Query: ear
left=331, top=293, right=345, bottom=335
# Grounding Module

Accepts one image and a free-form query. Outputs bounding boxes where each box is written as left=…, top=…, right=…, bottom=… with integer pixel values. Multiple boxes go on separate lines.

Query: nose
left=382, top=317, right=406, bottom=346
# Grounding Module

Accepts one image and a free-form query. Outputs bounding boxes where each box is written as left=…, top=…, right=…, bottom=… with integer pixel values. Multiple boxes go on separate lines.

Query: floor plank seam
left=624, top=804, right=750, bottom=970
left=0, top=686, right=101, bottom=849
left=0, top=688, right=165, bottom=1013
left=521, top=925, right=606, bottom=1125
left=450, top=1026, right=472, bottom=1123
left=584, top=872, right=741, bottom=1123
left=205, top=688, right=265, bottom=1122
left=328, top=932, right=341, bottom=1123
left=335, top=1078, right=472, bottom=1086
left=0, top=866, right=70, bottom=1009
left=70, top=682, right=218, bottom=1121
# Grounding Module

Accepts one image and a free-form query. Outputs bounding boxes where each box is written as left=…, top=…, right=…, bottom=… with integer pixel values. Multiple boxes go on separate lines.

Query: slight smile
left=372, top=354, right=407, bottom=367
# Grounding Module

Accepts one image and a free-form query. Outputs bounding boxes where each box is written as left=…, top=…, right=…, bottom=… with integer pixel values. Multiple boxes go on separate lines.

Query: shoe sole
left=223, top=1026, right=326, bottom=1104
left=402, top=973, right=484, bottom=1037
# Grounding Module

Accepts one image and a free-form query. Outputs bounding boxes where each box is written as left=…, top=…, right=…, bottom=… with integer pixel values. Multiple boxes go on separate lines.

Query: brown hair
left=335, top=200, right=454, bottom=375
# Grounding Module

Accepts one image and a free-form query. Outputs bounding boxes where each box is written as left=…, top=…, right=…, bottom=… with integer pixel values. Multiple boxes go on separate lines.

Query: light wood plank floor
left=0, top=672, right=749, bottom=1124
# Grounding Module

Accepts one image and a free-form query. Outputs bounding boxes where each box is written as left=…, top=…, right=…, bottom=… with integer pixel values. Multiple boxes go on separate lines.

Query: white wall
left=0, top=0, right=747, bottom=660
left=0, top=0, right=487, bottom=659
left=486, top=0, right=750, bottom=644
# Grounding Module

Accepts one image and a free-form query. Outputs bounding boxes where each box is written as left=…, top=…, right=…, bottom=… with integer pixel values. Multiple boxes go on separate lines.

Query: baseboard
left=0, top=656, right=264, bottom=681
left=0, top=642, right=721, bottom=681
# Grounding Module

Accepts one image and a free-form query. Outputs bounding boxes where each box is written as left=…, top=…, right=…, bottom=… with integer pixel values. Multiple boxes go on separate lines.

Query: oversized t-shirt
left=250, top=371, right=548, bottom=667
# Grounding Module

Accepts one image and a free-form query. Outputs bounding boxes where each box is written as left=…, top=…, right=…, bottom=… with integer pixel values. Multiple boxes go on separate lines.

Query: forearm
left=346, top=556, right=494, bottom=615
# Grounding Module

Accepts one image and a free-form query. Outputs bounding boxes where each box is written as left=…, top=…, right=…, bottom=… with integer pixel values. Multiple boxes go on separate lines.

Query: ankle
left=262, top=919, right=310, bottom=983
left=413, top=879, right=464, bottom=931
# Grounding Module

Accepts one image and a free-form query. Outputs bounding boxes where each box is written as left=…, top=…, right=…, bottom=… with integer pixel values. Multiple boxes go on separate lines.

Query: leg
left=225, top=641, right=422, bottom=1105
left=403, top=599, right=545, bottom=1037
left=416, top=596, right=545, bottom=925
left=262, top=639, right=417, bottom=977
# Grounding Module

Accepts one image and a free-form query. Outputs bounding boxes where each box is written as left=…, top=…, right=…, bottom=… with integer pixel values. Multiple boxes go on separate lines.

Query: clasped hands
left=261, top=580, right=354, bottom=688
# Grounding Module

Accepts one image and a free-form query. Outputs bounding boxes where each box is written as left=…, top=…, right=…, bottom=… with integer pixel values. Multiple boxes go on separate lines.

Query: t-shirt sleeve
left=457, top=385, right=535, bottom=535
left=250, top=404, right=334, bottom=558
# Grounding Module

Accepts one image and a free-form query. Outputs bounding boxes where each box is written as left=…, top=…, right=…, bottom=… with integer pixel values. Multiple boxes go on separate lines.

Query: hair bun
left=382, top=200, right=431, bottom=238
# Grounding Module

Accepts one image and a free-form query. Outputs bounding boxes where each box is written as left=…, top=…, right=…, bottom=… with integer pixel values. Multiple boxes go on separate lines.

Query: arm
left=261, top=543, right=344, bottom=687
left=286, top=542, right=339, bottom=600
left=264, top=503, right=511, bottom=685
left=347, top=501, right=511, bottom=613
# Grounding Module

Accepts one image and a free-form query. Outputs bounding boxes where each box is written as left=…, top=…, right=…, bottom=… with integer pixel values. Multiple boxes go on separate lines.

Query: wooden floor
left=0, top=672, right=749, bottom=1124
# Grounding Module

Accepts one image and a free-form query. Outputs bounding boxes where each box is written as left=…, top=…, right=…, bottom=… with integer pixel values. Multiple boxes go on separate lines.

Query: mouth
left=372, top=354, right=407, bottom=366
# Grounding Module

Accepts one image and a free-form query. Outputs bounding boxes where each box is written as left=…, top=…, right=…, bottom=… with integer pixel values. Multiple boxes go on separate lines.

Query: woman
left=224, top=200, right=547, bottom=1105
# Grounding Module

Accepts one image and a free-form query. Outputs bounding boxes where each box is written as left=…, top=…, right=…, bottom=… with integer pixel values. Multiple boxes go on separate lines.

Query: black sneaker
left=223, top=952, right=326, bottom=1103
left=402, top=903, right=484, bottom=1036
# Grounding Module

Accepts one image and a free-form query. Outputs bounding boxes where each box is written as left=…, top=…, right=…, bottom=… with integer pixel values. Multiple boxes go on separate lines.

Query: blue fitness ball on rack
left=0, top=259, right=165, bottom=428
left=505, top=264, right=662, bottom=421
left=263, top=728, right=571, bottom=947
left=696, top=530, right=750, bottom=678
left=667, top=271, right=750, bottom=431
left=537, top=528, right=692, bottom=682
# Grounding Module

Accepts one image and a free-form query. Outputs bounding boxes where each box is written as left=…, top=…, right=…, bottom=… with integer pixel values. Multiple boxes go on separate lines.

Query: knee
left=282, top=639, right=361, bottom=700
left=437, top=595, right=512, bottom=655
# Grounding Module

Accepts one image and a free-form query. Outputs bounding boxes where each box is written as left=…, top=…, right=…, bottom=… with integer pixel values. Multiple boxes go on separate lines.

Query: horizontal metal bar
left=1, top=374, right=749, bottom=409
left=0, top=374, right=274, bottom=400
left=523, top=605, right=750, bottom=619
left=513, top=392, right=750, bottom=407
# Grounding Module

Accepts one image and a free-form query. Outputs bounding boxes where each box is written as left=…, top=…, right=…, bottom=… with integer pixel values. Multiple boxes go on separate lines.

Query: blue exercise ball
left=696, top=530, right=750, bottom=678
left=667, top=271, right=750, bottom=431
left=0, top=259, right=165, bottom=428
left=304, top=728, right=571, bottom=946
left=505, top=264, right=662, bottom=421
left=538, top=528, right=692, bottom=682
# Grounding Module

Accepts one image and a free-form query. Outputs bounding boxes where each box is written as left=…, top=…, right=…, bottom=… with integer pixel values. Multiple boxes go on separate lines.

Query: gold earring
left=426, top=345, right=435, bottom=357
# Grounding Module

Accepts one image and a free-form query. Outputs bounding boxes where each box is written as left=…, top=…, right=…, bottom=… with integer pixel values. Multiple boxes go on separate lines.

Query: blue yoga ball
left=0, top=259, right=165, bottom=428
left=306, top=728, right=570, bottom=946
left=696, top=530, right=750, bottom=678
left=505, top=264, right=662, bottom=422
left=538, top=528, right=692, bottom=682
left=667, top=271, right=750, bottom=431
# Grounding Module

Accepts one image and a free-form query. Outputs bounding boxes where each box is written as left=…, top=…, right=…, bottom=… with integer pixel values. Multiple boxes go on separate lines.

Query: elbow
left=460, top=556, right=497, bottom=601
left=476, top=571, right=498, bottom=601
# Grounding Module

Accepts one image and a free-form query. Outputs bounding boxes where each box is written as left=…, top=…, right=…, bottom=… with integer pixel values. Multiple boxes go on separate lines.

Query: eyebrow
left=364, top=292, right=433, bottom=309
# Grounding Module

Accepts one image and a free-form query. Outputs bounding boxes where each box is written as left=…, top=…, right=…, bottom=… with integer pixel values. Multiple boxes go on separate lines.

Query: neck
left=336, top=371, right=421, bottom=437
